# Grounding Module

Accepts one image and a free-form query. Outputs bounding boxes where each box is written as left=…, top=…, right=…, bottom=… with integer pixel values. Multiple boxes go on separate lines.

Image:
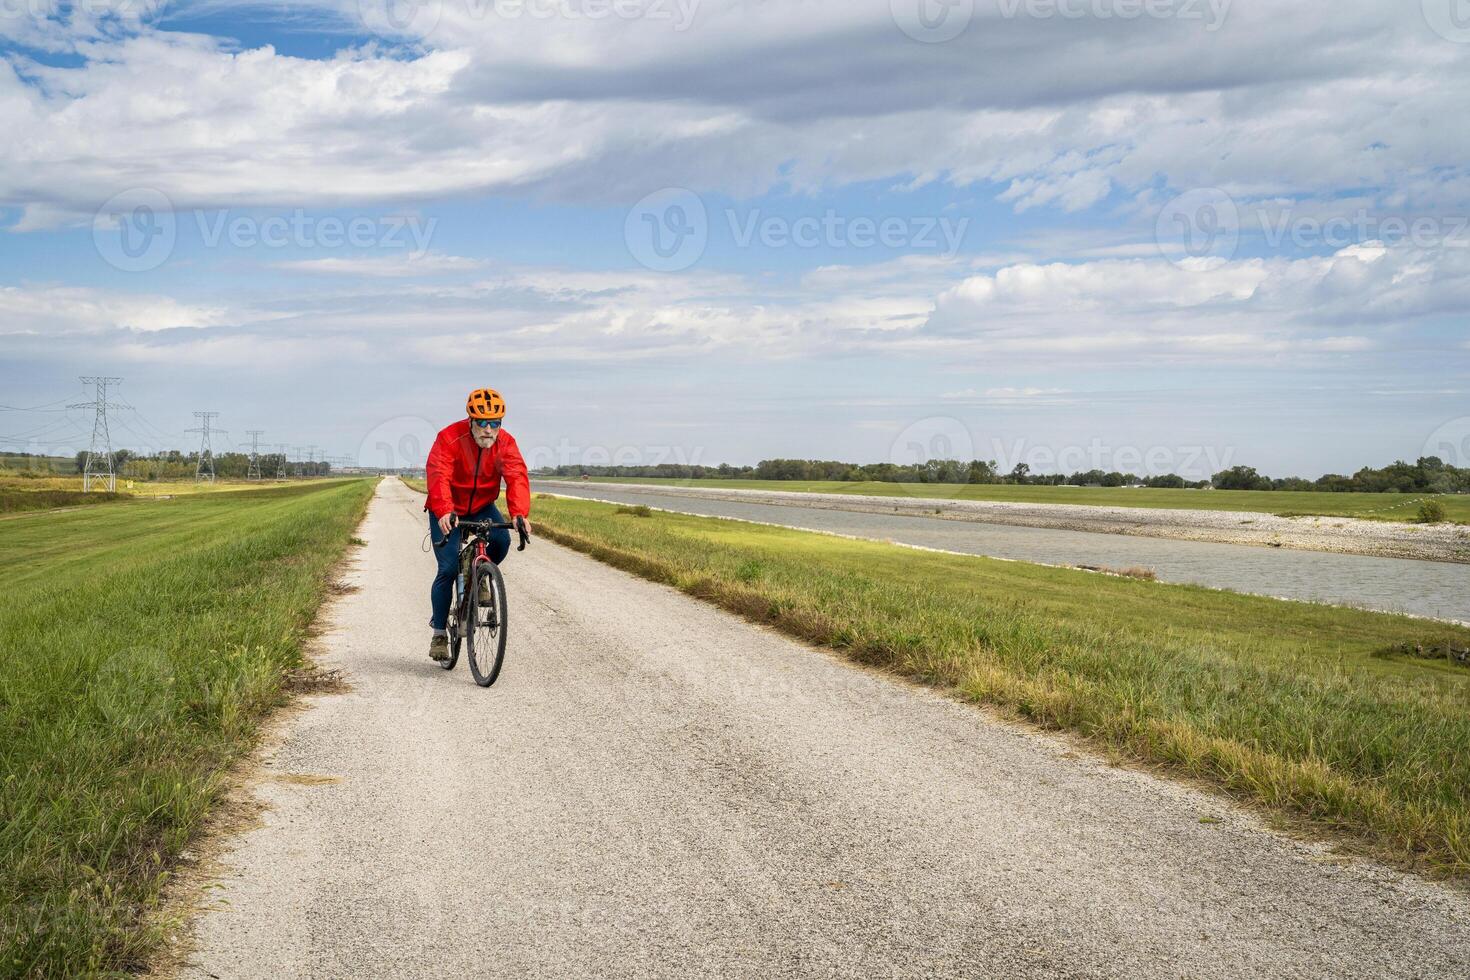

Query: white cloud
left=943, top=387, right=1071, bottom=400
left=1, top=2, right=1468, bottom=226
left=11, top=239, right=1458, bottom=372
left=273, top=253, right=485, bottom=276
left=921, top=242, right=1470, bottom=360
left=0, top=285, right=232, bottom=334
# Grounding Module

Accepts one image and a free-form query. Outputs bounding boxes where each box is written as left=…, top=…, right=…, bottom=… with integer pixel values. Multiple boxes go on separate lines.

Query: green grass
left=563, top=476, right=1470, bottom=523
left=400, top=476, right=426, bottom=494
left=0, top=479, right=376, bottom=977
left=0, top=475, right=343, bottom=498
left=533, top=495, right=1470, bottom=877
left=0, top=489, right=128, bottom=514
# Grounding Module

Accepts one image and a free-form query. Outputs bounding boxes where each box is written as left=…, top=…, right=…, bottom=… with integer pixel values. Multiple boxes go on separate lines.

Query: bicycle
left=436, top=515, right=529, bottom=687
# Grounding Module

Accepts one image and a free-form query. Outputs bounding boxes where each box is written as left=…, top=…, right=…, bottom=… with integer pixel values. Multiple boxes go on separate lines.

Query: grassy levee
left=0, top=478, right=376, bottom=977
left=0, top=489, right=128, bottom=514
left=568, top=477, right=1470, bottom=523
left=400, top=476, right=427, bottom=494
left=533, top=495, right=1470, bottom=877
left=0, top=476, right=345, bottom=499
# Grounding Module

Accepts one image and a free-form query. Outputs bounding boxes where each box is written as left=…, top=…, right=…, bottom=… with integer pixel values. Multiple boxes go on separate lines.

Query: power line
left=0, top=397, right=74, bottom=413
left=0, top=415, right=87, bottom=445
left=126, top=408, right=185, bottom=446
left=246, top=429, right=265, bottom=481
left=275, top=443, right=290, bottom=480
left=188, top=411, right=224, bottom=483
left=68, top=376, right=130, bottom=492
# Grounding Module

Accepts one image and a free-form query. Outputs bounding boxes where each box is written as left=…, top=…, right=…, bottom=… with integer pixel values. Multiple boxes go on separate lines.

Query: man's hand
left=517, top=517, right=533, bottom=537
left=437, top=513, right=456, bottom=536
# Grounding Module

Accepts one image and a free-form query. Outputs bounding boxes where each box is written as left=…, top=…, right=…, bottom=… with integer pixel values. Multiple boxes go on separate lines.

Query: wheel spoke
left=466, top=561, right=508, bottom=687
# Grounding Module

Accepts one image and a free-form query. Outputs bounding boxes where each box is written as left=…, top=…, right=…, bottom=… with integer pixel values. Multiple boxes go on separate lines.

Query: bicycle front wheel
left=466, top=559, right=508, bottom=688
left=443, top=613, right=461, bottom=671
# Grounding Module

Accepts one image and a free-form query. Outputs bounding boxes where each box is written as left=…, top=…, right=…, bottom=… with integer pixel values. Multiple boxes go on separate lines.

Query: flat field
left=0, top=479, right=376, bottom=977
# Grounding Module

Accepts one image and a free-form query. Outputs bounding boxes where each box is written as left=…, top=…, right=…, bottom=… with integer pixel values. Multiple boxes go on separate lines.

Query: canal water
left=536, top=482, right=1470, bottom=623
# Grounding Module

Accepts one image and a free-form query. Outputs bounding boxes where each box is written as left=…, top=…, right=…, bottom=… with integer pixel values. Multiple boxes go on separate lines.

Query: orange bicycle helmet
left=466, top=387, right=506, bottom=420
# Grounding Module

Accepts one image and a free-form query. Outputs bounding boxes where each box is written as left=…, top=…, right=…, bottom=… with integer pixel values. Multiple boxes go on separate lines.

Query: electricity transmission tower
left=245, top=430, right=265, bottom=480
left=69, top=376, right=130, bottom=492
left=305, top=445, right=319, bottom=478
left=189, top=412, right=223, bottom=483
left=275, top=443, right=290, bottom=480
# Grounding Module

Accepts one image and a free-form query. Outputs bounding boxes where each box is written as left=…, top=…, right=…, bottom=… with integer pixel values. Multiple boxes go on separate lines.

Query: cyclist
left=424, top=387, right=532, bottom=662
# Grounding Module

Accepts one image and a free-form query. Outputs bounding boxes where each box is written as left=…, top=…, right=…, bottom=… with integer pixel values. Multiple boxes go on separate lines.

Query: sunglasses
left=472, top=419, right=502, bottom=430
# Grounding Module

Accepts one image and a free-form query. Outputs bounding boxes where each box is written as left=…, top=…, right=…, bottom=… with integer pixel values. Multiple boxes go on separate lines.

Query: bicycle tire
left=466, top=559, right=508, bottom=687
left=443, top=610, right=461, bottom=671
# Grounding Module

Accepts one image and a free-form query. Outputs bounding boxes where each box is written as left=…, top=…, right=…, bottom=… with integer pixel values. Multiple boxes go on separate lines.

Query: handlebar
left=447, top=514, right=530, bottom=551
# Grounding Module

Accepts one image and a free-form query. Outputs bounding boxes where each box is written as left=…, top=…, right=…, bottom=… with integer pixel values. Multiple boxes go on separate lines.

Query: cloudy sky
left=2, top=0, right=1468, bottom=477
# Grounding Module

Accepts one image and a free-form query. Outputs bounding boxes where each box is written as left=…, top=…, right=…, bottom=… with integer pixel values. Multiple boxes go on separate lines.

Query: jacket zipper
left=466, top=442, right=483, bottom=515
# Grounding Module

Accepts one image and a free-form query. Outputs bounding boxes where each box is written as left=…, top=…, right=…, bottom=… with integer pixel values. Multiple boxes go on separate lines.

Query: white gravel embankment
left=541, top=481, right=1470, bottom=564
left=175, top=478, right=1470, bottom=979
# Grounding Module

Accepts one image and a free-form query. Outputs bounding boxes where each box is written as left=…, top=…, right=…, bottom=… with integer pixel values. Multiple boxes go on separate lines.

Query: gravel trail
left=178, top=479, right=1470, bottom=979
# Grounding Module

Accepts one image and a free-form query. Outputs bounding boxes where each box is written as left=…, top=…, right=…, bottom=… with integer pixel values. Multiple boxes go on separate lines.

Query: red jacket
left=424, top=420, right=531, bottom=519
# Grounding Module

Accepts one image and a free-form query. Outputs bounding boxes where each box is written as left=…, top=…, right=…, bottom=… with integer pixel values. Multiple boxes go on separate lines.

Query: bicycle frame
left=438, top=516, right=526, bottom=687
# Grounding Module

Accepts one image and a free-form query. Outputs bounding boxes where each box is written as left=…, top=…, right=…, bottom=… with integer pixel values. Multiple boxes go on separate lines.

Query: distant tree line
left=539, top=455, right=1470, bottom=493
left=70, top=450, right=332, bottom=480
left=1209, top=458, right=1467, bottom=494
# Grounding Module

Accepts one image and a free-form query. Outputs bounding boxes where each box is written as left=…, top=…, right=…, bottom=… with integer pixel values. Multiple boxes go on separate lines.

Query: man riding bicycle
left=425, top=387, right=532, bottom=662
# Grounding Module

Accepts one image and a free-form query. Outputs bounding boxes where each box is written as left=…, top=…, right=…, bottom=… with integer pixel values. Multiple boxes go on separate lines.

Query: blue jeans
left=429, top=503, right=511, bottom=630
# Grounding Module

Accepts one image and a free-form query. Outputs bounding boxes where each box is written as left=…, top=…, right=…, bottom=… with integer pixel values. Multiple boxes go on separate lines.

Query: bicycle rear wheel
left=466, top=559, right=508, bottom=687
